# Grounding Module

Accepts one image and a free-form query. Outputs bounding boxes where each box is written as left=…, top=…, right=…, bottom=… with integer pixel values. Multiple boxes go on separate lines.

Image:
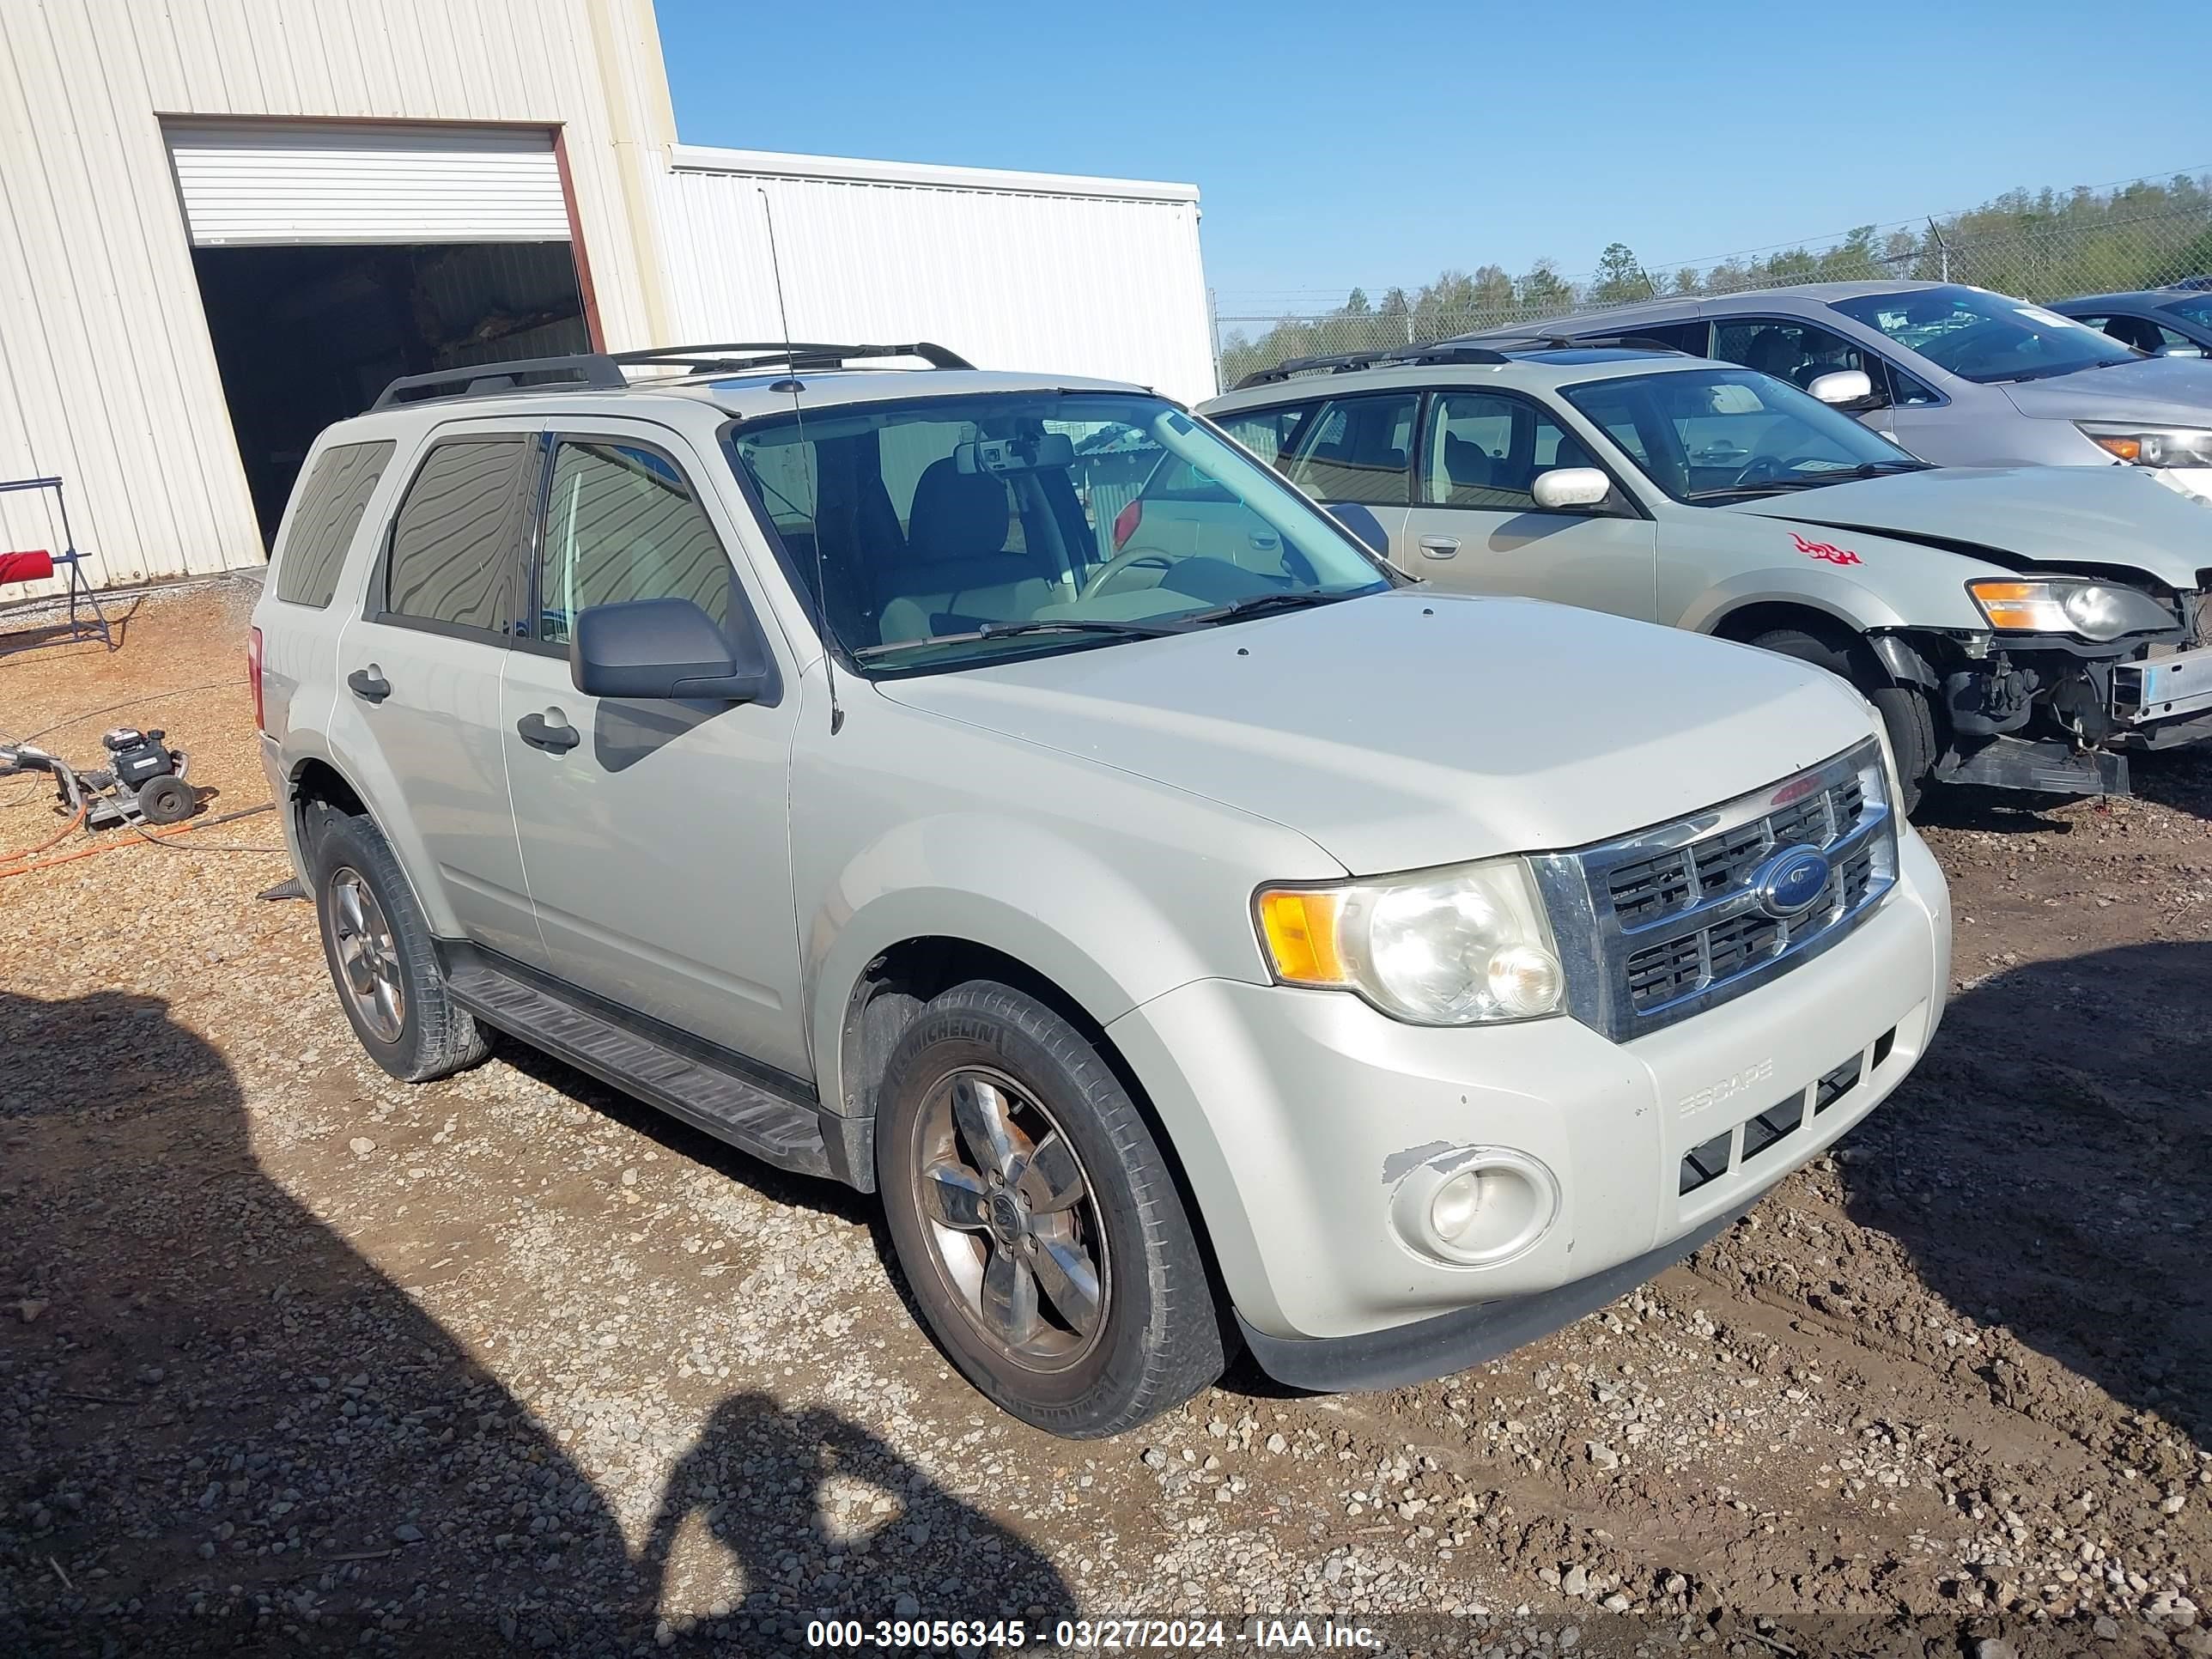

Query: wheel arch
left=828, top=930, right=1237, bottom=1314
left=283, top=751, right=451, bottom=935
left=1705, top=600, right=1950, bottom=694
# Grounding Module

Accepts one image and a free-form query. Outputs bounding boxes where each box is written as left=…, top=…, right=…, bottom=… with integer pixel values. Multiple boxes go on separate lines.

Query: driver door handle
left=516, top=711, right=580, bottom=754
left=346, top=667, right=391, bottom=703
left=1418, top=536, right=1461, bottom=559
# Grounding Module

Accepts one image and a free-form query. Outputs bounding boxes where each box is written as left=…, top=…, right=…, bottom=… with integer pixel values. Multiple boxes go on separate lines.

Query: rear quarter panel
left=253, top=416, right=475, bottom=936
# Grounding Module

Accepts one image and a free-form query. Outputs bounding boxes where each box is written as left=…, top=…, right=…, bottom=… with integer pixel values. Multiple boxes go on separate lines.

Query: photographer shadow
left=639, top=1391, right=1073, bottom=1655
left=0, top=987, right=651, bottom=1655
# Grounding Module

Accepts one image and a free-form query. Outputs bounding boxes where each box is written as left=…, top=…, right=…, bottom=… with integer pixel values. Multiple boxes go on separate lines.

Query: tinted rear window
left=274, top=441, right=394, bottom=608
left=384, top=439, right=531, bottom=635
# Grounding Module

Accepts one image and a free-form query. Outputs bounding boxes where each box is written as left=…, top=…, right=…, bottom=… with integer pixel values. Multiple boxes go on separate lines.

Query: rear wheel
left=1749, top=626, right=1935, bottom=814
left=307, top=803, right=489, bottom=1082
left=876, top=980, right=1224, bottom=1437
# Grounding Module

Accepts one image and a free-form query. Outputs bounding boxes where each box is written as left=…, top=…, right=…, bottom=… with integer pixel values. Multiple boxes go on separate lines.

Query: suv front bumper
left=1106, top=828, right=1950, bottom=1373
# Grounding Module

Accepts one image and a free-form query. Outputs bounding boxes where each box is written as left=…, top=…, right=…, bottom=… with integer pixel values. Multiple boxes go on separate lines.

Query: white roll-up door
left=166, top=122, right=570, bottom=247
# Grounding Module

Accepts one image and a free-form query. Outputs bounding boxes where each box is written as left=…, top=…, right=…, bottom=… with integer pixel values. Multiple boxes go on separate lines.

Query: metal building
left=0, top=0, right=1211, bottom=597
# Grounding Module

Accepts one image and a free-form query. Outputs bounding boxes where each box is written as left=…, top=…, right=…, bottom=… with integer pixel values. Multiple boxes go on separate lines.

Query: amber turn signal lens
left=1255, top=889, right=1346, bottom=986
left=2088, top=434, right=2143, bottom=462
left=1966, top=580, right=2063, bottom=633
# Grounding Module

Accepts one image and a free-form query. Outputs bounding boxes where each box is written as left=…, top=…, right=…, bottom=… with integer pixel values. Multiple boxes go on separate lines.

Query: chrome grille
left=1532, top=738, right=1897, bottom=1042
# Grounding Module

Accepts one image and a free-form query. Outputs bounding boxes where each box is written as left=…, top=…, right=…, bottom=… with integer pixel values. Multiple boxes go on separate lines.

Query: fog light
left=1390, top=1146, right=1559, bottom=1267
left=1430, top=1170, right=1483, bottom=1242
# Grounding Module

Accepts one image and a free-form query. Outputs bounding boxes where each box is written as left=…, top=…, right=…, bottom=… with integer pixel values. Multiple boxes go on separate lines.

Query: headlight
left=2076, top=422, right=2212, bottom=469
left=1255, top=857, right=1563, bottom=1025
left=1966, top=577, right=2175, bottom=642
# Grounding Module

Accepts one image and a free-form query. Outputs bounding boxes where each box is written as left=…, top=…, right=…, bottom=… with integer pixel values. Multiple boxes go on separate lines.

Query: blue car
left=2053, top=287, right=2212, bottom=360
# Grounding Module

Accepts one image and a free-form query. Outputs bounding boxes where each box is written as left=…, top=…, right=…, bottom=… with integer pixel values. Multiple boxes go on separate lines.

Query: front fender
left=1680, top=567, right=1914, bottom=635
left=804, top=813, right=1282, bottom=1121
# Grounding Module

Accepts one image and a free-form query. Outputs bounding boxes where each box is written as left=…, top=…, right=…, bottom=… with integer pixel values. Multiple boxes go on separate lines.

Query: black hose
left=21, top=678, right=249, bottom=744
left=126, top=800, right=282, bottom=855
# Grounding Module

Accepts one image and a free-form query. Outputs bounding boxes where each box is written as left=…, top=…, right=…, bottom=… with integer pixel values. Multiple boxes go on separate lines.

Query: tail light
left=247, top=625, right=265, bottom=733
left=1111, top=498, right=1142, bottom=551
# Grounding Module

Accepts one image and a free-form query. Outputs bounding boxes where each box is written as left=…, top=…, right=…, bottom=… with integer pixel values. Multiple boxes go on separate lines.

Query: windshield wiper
left=1984, top=364, right=2087, bottom=384
left=1178, top=589, right=1360, bottom=627
left=1682, top=460, right=1927, bottom=501
left=853, top=618, right=1185, bottom=659
left=1814, top=460, right=1930, bottom=480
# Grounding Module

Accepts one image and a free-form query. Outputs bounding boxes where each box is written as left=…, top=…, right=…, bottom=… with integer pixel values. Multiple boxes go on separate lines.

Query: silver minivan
left=1474, top=282, right=2212, bottom=502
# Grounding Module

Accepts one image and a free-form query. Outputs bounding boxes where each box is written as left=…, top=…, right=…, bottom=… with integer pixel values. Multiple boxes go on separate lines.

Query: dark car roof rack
left=1475, top=333, right=1691, bottom=355
left=372, top=341, right=974, bottom=409
left=1232, top=341, right=1508, bottom=389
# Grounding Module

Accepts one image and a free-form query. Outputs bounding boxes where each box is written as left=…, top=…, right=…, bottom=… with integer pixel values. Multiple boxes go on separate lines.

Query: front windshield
left=726, top=392, right=1391, bottom=673
left=1830, top=285, right=2138, bottom=383
left=1560, top=368, right=1925, bottom=505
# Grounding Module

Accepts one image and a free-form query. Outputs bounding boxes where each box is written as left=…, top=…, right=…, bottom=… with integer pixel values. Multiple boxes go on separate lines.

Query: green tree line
left=1218, top=171, right=2212, bottom=388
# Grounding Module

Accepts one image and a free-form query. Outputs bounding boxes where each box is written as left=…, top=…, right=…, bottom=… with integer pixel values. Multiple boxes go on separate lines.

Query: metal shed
left=0, top=0, right=1212, bottom=600
left=652, top=146, right=1215, bottom=407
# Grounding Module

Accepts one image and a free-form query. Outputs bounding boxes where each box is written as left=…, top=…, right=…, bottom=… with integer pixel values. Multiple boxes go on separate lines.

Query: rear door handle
left=346, top=667, right=391, bottom=703
left=516, top=711, right=580, bottom=754
left=1418, top=536, right=1461, bottom=559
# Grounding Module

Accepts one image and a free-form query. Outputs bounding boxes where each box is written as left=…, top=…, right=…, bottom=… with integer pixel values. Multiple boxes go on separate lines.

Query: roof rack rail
left=371, top=354, right=629, bottom=409
left=1232, top=341, right=1507, bottom=389
left=1477, top=332, right=1690, bottom=356
left=611, top=341, right=973, bottom=374
left=371, top=341, right=975, bottom=410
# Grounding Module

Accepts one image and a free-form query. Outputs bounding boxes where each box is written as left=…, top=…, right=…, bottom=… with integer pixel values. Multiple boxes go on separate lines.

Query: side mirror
left=2154, top=343, right=2208, bottom=360
left=571, top=597, right=777, bottom=703
left=1531, top=467, right=1613, bottom=510
left=1808, top=369, right=1875, bottom=405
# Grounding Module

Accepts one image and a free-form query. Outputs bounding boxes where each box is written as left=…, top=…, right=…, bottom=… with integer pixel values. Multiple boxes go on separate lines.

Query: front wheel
left=876, top=980, right=1225, bottom=1437
left=1749, top=627, right=1936, bottom=815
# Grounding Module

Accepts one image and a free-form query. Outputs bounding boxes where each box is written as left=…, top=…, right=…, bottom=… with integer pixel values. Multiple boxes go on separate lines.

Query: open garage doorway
left=194, top=240, right=590, bottom=544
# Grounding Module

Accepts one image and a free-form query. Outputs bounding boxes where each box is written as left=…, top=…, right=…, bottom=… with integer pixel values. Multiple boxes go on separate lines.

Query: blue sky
left=656, top=0, right=2209, bottom=315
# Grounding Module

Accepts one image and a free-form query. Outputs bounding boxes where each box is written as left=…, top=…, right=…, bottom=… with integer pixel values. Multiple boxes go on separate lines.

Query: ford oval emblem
left=1755, top=845, right=1832, bottom=919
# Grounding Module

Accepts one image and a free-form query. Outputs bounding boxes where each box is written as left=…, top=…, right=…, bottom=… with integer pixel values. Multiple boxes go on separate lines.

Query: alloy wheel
left=910, top=1066, right=1109, bottom=1370
left=329, top=866, right=405, bottom=1043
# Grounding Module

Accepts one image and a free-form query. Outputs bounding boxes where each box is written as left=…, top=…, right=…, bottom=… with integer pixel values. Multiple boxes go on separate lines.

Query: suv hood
left=1721, top=465, right=2211, bottom=586
left=874, top=591, right=1874, bottom=875
left=1999, top=355, right=2212, bottom=424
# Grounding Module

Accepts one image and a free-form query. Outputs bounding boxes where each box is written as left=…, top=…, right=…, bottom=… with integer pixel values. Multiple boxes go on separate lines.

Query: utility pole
left=1206, top=287, right=1224, bottom=395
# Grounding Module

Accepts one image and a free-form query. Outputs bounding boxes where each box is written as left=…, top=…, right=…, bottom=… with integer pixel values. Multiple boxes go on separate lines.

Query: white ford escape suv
left=251, top=343, right=1951, bottom=1437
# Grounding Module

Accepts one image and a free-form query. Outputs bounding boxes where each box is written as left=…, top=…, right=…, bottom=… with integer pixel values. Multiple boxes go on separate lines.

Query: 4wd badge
left=1790, top=531, right=1863, bottom=566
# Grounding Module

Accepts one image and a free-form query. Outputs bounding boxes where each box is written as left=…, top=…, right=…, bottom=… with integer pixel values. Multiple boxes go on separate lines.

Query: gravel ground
left=2, top=586, right=2207, bottom=1658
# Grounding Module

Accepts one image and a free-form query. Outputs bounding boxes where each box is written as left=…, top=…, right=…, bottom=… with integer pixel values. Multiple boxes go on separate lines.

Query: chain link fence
left=1213, top=197, right=2212, bottom=392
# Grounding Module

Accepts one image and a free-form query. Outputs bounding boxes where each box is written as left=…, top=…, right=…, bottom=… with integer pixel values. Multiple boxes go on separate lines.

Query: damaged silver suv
left=1204, top=340, right=2212, bottom=809
left=252, top=343, right=1948, bottom=1436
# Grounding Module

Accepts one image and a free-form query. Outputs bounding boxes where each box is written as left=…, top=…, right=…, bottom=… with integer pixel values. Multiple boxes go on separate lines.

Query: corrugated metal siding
left=652, top=155, right=1218, bottom=407
left=167, top=122, right=571, bottom=246
left=0, top=0, right=671, bottom=598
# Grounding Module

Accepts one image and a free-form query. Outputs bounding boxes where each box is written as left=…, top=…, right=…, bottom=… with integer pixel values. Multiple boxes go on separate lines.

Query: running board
left=441, top=951, right=834, bottom=1180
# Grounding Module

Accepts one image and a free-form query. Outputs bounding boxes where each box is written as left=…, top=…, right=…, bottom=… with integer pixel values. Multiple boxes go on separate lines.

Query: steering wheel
left=1081, top=549, right=1174, bottom=602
